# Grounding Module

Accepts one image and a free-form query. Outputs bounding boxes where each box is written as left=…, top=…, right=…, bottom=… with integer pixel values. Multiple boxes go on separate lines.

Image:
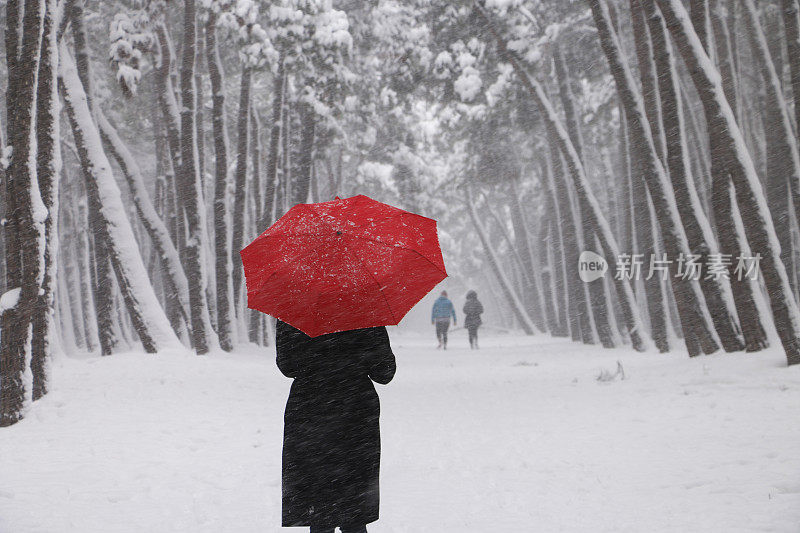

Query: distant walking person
left=463, top=290, right=484, bottom=349
left=431, top=290, right=456, bottom=349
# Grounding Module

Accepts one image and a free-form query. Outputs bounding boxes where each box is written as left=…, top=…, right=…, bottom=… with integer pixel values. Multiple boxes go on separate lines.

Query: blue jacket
left=431, top=296, right=456, bottom=322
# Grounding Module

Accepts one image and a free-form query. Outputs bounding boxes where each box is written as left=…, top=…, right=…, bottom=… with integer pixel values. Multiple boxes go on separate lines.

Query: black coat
left=463, top=297, right=484, bottom=329
left=276, top=320, right=396, bottom=527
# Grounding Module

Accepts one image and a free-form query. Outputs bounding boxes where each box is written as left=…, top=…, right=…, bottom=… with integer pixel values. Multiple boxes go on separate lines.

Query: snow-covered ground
left=1, top=331, right=799, bottom=532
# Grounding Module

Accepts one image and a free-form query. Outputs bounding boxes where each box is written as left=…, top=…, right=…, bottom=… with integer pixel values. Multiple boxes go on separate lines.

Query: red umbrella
left=241, top=195, right=447, bottom=337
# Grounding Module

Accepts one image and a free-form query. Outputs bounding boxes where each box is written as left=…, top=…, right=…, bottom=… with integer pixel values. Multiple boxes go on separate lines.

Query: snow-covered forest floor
left=1, top=332, right=799, bottom=533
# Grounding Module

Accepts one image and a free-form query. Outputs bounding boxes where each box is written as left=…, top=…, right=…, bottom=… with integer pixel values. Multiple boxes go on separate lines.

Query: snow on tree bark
left=742, top=0, right=800, bottom=296
left=69, top=0, right=119, bottom=356
left=59, top=44, right=183, bottom=354
left=553, top=43, right=617, bottom=348
left=94, top=107, right=192, bottom=334
left=630, top=0, right=667, bottom=163
left=231, top=66, right=252, bottom=315
left=466, top=185, right=536, bottom=335
left=549, top=140, right=594, bottom=344
left=628, top=0, right=673, bottom=352
left=644, top=0, right=746, bottom=352
left=177, top=0, right=219, bottom=354
left=706, top=0, right=773, bottom=351
left=541, top=159, right=569, bottom=337
left=782, top=0, right=800, bottom=151
left=261, top=54, right=285, bottom=230
left=690, top=0, right=712, bottom=53
left=205, top=10, right=235, bottom=352
left=154, top=23, right=187, bottom=261
left=0, top=0, right=46, bottom=426
left=657, top=0, right=800, bottom=365
left=589, top=0, right=720, bottom=356
left=475, top=3, right=651, bottom=352
left=248, top=105, right=265, bottom=345
left=31, top=0, right=62, bottom=401
left=292, top=103, right=316, bottom=206
left=67, top=170, right=99, bottom=352
left=508, top=179, right=547, bottom=333
left=536, top=218, right=562, bottom=336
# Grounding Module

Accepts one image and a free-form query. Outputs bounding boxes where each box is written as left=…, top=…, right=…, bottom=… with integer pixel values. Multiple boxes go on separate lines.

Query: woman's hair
left=466, top=290, right=477, bottom=299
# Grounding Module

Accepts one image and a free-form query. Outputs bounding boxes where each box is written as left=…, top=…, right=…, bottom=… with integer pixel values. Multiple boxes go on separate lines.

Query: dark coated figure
left=276, top=320, right=396, bottom=532
left=463, top=290, right=484, bottom=349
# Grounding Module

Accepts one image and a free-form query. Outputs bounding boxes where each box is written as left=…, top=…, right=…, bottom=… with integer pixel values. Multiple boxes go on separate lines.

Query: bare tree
left=590, top=0, right=720, bottom=356
left=205, top=9, right=235, bottom=351
left=475, top=2, right=652, bottom=352
left=60, top=44, right=183, bottom=354
left=657, top=0, right=800, bottom=365
left=0, top=0, right=46, bottom=426
left=31, top=0, right=62, bottom=401
left=231, top=66, right=252, bottom=314
left=644, top=0, right=746, bottom=352
left=177, top=0, right=218, bottom=354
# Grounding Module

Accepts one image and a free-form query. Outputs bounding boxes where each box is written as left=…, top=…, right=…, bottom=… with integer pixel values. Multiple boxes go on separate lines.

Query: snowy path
left=1, top=333, right=799, bottom=532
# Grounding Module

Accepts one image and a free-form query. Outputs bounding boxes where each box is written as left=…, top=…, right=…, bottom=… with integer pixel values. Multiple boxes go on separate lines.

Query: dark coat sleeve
left=276, top=320, right=310, bottom=378
left=365, top=327, right=396, bottom=385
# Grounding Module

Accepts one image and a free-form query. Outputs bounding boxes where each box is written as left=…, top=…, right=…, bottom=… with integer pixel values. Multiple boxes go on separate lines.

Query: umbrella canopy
left=241, top=195, right=447, bottom=337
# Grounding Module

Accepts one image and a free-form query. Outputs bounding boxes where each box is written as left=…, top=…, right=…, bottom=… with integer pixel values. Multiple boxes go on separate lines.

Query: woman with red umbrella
left=241, top=195, right=447, bottom=532
left=276, top=320, right=396, bottom=532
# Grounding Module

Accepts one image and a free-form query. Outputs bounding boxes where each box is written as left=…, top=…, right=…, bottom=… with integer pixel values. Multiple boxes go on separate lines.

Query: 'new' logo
left=578, top=251, right=608, bottom=282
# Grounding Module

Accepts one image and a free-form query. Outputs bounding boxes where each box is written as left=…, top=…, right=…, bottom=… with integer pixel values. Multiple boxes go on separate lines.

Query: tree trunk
left=71, top=2, right=119, bottom=356
left=743, top=0, right=800, bottom=296
left=205, top=11, right=234, bottom=351
left=690, top=0, right=711, bottom=53
left=59, top=43, right=183, bottom=354
left=645, top=0, right=746, bottom=352
left=195, top=23, right=206, bottom=192
left=466, top=185, right=536, bottom=335
left=508, top=179, right=547, bottom=333
left=629, top=0, right=672, bottom=352
left=549, top=141, right=593, bottom=343
left=541, top=160, right=569, bottom=336
left=60, top=203, right=86, bottom=349
left=69, top=168, right=99, bottom=352
left=537, top=220, right=560, bottom=335
left=31, top=0, right=61, bottom=401
left=475, top=2, right=651, bottom=351
left=553, top=43, right=615, bottom=347
left=262, top=55, right=285, bottom=229
left=630, top=0, right=667, bottom=162
left=149, top=77, right=184, bottom=338
left=248, top=105, right=264, bottom=344
left=618, top=105, right=634, bottom=251
left=590, top=0, right=720, bottom=356
left=782, top=0, right=800, bottom=146
left=657, top=0, right=800, bottom=365
left=292, top=103, right=316, bottom=206
left=95, top=107, right=191, bottom=336
left=177, top=0, right=217, bottom=354
left=154, top=23, right=187, bottom=261
left=231, top=66, right=252, bottom=314
left=0, top=0, right=46, bottom=426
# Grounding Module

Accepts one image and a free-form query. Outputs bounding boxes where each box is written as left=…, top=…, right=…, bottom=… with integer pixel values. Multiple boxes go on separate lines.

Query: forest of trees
left=2, top=0, right=800, bottom=426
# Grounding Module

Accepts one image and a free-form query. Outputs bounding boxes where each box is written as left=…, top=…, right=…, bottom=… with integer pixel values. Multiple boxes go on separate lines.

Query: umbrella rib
left=344, top=234, right=448, bottom=277
left=342, top=235, right=399, bottom=325
left=303, top=206, right=399, bottom=325
left=272, top=208, right=444, bottom=276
